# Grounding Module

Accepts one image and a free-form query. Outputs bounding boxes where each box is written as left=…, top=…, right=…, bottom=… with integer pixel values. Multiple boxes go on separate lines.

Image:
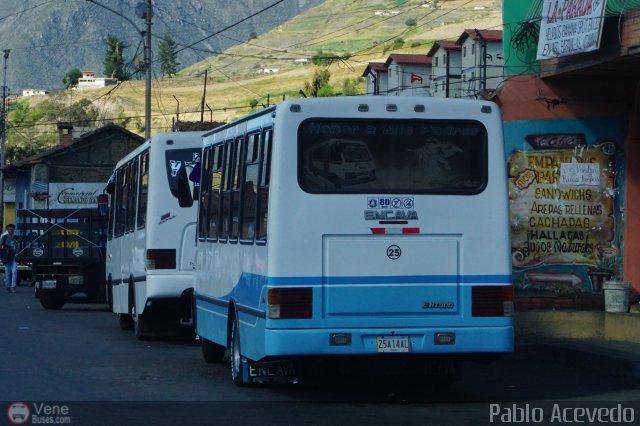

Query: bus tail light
left=268, top=288, right=312, bottom=319
left=146, top=249, right=176, bottom=270
left=472, top=285, right=513, bottom=317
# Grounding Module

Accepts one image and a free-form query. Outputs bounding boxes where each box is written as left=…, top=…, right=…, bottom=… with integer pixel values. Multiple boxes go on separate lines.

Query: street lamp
left=85, top=0, right=152, bottom=141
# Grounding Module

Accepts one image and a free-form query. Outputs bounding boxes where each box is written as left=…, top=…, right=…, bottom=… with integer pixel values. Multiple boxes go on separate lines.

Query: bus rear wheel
left=230, top=317, right=246, bottom=386
left=201, top=338, right=226, bottom=363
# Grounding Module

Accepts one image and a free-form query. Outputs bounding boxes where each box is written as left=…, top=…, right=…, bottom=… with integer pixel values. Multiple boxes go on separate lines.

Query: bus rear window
left=298, top=119, right=487, bottom=194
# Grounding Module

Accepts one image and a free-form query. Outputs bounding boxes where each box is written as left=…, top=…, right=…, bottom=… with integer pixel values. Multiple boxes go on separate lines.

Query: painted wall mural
left=505, top=117, right=626, bottom=299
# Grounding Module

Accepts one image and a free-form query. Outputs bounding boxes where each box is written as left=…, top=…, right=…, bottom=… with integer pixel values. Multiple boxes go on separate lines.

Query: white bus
left=189, top=96, right=513, bottom=385
left=106, top=132, right=202, bottom=339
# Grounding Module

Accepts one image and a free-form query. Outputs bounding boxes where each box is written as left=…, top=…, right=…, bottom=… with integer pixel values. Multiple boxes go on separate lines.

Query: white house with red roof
left=361, top=61, right=388, bottom=95
left=456, top=29, right=504, bottom=99
left=384, top=53, right=432, bottom=96
left=427, top=41, right=462, bottom=98
left=76, top=71, right=118, bottom=91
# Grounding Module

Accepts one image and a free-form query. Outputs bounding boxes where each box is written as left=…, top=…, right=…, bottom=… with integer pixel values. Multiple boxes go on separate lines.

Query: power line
left=173, top=0, right=288, bottom=56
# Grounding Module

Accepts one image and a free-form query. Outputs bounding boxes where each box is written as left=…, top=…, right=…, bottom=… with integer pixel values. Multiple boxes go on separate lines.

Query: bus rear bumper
left=263, top=326, right=514, bottom=356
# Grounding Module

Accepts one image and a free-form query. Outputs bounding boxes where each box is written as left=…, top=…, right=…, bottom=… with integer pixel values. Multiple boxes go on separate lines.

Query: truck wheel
left=202, top=338, right=226, bottom=363
left=40, top=289, right=65, bottom=310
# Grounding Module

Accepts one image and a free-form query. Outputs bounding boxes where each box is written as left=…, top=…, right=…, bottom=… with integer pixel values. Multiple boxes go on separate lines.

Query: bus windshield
left=298, top=119, right=487, bottom=194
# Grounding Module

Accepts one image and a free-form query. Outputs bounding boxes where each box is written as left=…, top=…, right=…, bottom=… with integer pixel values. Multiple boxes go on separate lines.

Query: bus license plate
left=376, top=335, right=411, bottom=353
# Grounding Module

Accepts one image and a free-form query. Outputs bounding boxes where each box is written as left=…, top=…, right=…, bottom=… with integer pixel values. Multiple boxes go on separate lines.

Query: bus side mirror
left=177, top=163, right=194, bottom=208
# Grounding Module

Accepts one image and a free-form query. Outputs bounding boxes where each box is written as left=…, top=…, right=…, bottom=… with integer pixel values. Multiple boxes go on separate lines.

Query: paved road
left=1, top=287, right=638, bottom=425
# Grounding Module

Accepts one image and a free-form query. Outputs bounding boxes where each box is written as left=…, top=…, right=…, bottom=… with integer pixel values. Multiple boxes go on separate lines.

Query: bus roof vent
left=414, top=104, right=425, bottom=112
left=386, top=104, right=398, bottom=112
left=481, top=105, right=492, bottom=114
left=358, top=104, right=369, bottom=112
left=289, top=104, right=301, bottom=112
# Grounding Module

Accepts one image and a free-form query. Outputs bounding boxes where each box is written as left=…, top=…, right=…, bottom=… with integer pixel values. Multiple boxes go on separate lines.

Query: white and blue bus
left=190, top=96, right=513, bottom=385
left=107, top=132, right=202, bottom=339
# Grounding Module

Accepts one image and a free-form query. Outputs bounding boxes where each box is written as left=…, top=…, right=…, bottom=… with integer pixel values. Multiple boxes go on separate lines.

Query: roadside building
left=456, top=29, right=504, bottom=99
left=76, top=71, right=118, bottom=91
left=427, top=41, right=462, bottom=98
left=361, top=61, right=388, bottom=95
left=1, top=123, right=144, bottom=228
left=499, top=1, right=640, bottom=310
left=22, top=89, right=49, bottom=97
left=384, top=53, right=432, bottom=96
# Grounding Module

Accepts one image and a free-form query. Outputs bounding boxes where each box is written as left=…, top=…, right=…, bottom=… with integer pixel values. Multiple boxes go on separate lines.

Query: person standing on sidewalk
left=1, top=224, right=18, bottom=292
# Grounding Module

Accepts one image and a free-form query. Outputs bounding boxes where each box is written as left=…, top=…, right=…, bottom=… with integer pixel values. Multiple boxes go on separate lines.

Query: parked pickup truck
left=17, top=208, right=108, bottom=309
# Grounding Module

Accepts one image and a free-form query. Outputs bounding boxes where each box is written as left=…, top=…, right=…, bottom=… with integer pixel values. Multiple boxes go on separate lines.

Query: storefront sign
left=536, top=0, right=607, bottom=60
left=3, top=179, right=16, bottom=202
left=48, top=183, right=104, bottom=209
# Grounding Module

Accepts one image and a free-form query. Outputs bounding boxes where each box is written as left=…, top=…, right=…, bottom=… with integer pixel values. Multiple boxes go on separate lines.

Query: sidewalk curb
left=514, top=339, right=640, bottom=380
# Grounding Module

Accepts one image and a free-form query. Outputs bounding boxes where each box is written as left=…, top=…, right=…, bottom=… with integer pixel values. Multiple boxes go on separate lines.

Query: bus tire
left=132, top=305, right=151, bottom=341
left=230, top=317, right=246, bottom=386
left=201, top=338, right=226, bottom=363
left=40, top=289, right=65, bottom=310
left=119, top=314, right=134, bottom=330
left=107, top=282, right=113, bottom=312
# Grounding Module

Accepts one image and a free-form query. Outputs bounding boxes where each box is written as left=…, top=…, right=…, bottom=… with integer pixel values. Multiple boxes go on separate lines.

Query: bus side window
left=241, top=133, right=259, bottom=242
left=117, top=167, right=127, bottom=237
left=257, top=128, right=272, bottom=242
left=108, top=175, right=117, bottom=240
left=137, top=152, right=149, bottom=229
left=127, top=159, right=138, bottom=233
left=219, top=142, right=232, bottom=242
left=208, top=145, right=222, bottom=241
left=230, top=136, right=243, bottom=241
left=198, top=148, right=211, bottom=240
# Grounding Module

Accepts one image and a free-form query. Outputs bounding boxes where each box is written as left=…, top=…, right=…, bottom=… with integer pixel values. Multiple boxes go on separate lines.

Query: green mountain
left=0, top=0, right=323, bottom=91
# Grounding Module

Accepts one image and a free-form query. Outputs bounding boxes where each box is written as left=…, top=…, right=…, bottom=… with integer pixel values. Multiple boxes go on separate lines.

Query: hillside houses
left=362, top=29, right=503, bottom=99
left=76, top=71, right=118, bottom=91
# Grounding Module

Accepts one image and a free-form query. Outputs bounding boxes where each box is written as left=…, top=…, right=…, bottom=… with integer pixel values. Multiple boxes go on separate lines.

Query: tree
left=303, top=69, right=331, bottom=97
left=158, top=32, right=180, bottom=78
left=63, top=68, right=83, bottom=89
left=104, top=35, right=129, bottom=80
left=114, top=106, right=131, bottom=129
left=342, top=78, right=362, bottom=96
left=311, top=51, right=340, bottom=66
left=405, top=18, right=417, bottom=27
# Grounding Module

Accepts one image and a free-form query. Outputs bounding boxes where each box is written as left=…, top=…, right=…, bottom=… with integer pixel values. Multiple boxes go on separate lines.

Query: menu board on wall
left=509, top=145, right=615, bottom=267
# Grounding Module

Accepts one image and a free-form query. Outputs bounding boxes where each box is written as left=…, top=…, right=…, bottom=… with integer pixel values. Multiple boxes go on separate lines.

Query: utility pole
left=172, top=95, right=180, bottom=123
left=0, top=49, right=10, bottom=228
left=474, top=29, right=487, bottom=94
left=143, top=0, right=152, bottom=141
left=200, top=69, right=208, bottom=123
left=205, top=104, right=213, bottom=123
